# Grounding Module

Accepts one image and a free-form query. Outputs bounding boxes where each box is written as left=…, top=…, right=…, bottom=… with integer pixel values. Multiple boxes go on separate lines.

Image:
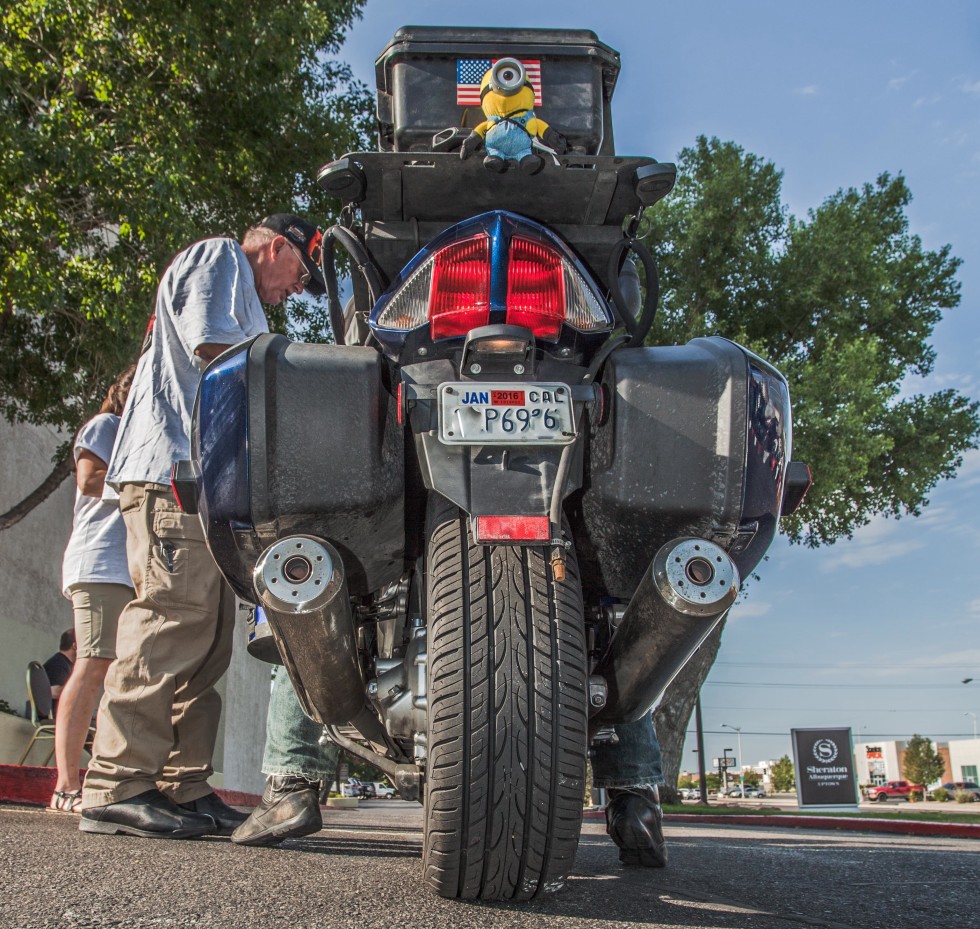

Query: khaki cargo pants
left=83, top=483, right=233, bottom=807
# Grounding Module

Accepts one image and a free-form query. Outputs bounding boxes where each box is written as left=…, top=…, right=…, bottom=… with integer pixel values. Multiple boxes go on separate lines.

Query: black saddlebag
left=193, top=334, right=405, bottom=600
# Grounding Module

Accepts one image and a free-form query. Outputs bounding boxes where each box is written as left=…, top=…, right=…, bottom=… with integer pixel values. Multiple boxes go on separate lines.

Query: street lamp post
left=723, top=723, right=745, bottom=798
left=963, top=680, right=977, bottom=739
left=695, top=693, right=709, bottom=804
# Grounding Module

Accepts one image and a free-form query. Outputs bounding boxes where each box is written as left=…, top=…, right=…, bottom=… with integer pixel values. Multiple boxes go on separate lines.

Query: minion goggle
left=480, top=58, right=533, bottom=99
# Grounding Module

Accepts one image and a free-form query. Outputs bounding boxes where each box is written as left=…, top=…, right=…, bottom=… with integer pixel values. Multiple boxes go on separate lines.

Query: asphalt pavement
left=2, top=799, right=977, bottom=929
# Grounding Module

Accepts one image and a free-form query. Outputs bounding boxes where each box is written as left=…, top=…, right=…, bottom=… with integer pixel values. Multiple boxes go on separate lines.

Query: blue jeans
left=262, top=668, right=662, bottom=790
left=590, top=714, right=664, bottom=789
left=261, top=670, right=338, bottom=782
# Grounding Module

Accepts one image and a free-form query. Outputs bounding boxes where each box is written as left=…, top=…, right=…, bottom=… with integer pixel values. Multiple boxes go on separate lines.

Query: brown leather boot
left=230, top=775, right=322, bottom=847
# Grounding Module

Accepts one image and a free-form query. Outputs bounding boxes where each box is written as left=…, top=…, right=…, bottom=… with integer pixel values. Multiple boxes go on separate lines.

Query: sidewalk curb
left=583, top=807, right=980, bottom=839
left=0, top=764, right=261, bottom=809
left=6, top=765, right=977, bottom=838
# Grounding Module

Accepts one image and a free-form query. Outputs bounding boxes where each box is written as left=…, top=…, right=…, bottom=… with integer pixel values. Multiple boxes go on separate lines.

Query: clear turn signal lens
left=563, top=262, right=609, bottom=332
left=375, top=260, right=433, bottom=331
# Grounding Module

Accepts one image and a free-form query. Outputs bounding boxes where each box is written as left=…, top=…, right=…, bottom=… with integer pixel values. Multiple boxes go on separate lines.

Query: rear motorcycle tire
left=422, top=495, right=588, bottom=901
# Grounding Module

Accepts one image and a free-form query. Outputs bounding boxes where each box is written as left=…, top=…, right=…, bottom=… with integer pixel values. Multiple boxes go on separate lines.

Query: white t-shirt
left=62, top=414, right=132, bottom=595
left=106, top=238, right=268, bottom=488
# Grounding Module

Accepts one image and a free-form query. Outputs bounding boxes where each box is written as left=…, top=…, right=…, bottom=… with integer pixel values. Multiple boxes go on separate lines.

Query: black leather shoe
left=179, top=792, right=249, bottom=836
left=605, top=785, right=668, bottom=868
left=80, top=788, right=214, bottom=839
left=231, top=775, right=322, bottom=847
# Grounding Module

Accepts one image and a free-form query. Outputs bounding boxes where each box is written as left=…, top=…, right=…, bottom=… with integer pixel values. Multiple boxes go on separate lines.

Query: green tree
left=652, top=137, right=979, bottom=791
left=741, top=769, right=761, bottom=788
left=0, top=0, right=372, bottom=526
left=770, top=755, right=796, bottom=793
left=643, top=136, right=977, bottom=546
left=903, top=734, right=945, bottom=789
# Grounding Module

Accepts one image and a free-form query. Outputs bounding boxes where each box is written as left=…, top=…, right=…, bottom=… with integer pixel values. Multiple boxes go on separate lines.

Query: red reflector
left=490, top=390, right=524, bottom=406
left=429, top=235, right=491, bottom=339
left=397, top=380, right=404, bottom=425
left=476, top=515, right=550, bottom=542
left=506, top=236, right=565, bottom=340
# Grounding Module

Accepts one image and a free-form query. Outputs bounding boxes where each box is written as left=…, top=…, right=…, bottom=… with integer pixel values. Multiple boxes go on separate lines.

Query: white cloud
left=846, top=648, right=980, bottom=679
left=928, top=370, right=980, bottom=396
left=939, top=129, right=970, bottom=147
left=917, top=505, right=957, bottom=529
left=954, top=449, right=980, bottom=488
left=730, top=599, right=772, bottom=620
left=888, top=74, right=914, bottom=91
left=970, top=598, right=980, bottom=618
left=913, top=94, right=942, bottom=107
left=819, top=515, right=925, bottom=571
left=795, top=85, right=818, bottom=96
left=960, top=80, right=980, bottom=96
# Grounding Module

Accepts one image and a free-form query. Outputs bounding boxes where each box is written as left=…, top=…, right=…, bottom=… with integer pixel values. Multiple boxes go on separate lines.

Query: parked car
left=865, top=780, right=925, bottom=802
left=342, top=777, right=375, bottom=798
left=373, top=781, right=397, bottom=799
left=678, top=787, right=700, bottom=800
left=724, top=785, right=766, bottom=799
left=941, top=781, right=980, bottom=801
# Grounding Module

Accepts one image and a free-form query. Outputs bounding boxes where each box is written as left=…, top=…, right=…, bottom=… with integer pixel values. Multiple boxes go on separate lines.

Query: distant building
left=679, top=759, right=779, bottom=791
left=854, top=738, right=980, bottom=786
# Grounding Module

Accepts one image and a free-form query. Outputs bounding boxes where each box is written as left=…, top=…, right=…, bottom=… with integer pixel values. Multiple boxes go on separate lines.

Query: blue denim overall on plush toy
left=484, top=111, right=535, bottom=162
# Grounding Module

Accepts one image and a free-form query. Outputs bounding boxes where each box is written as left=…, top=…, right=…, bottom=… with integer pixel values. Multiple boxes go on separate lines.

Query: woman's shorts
left=66, top=582, right=134, bottom=660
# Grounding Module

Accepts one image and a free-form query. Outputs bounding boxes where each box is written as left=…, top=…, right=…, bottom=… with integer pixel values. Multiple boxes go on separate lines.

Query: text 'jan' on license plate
left=438, top=382, right=576, bottom=445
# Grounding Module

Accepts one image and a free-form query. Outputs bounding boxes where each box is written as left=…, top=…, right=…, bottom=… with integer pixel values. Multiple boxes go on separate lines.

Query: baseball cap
left=259, top=213, right=326, bottom=296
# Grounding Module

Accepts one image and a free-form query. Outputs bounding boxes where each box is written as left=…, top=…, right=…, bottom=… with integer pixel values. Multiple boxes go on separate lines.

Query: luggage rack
left=317, top=151, right=676, bottom=297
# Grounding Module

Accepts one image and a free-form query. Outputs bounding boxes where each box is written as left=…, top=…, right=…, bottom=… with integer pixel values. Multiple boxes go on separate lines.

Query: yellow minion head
left=479, top=59, right=536, bottom=118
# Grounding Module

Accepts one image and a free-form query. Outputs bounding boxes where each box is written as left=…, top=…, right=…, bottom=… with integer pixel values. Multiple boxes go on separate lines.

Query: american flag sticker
left=456, top=59, right=542, bottom=106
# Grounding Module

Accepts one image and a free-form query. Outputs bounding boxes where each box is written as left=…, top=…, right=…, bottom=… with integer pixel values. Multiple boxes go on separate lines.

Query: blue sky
left=333, top=2, right=980, bottom=769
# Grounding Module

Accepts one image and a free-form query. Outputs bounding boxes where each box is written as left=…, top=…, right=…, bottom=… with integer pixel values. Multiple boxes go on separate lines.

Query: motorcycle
left=172, top=26, right=810, bottom=901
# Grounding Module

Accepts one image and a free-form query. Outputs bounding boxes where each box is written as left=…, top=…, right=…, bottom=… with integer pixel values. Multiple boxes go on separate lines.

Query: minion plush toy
left=460, top=58, right=567, bottom=173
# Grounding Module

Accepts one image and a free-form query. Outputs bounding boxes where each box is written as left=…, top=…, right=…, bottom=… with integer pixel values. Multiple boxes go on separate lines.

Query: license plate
left=438, top=382, right=576, bottom=445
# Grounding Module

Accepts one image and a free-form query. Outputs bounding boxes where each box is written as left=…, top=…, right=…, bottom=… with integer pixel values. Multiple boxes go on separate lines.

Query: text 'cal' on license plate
left=438, top=382, right=576, bottom=445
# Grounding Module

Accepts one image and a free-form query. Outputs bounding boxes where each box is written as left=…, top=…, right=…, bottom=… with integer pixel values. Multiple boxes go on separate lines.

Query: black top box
left=375, top=26, right=621, bottom=155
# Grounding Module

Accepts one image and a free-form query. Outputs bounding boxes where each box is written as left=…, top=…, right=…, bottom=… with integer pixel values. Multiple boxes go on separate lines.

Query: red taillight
left=506, top=236, right=565, bottom=339
left=476, top=515, right=550, bottom=543
left=429, top=235, right=491, bottom=340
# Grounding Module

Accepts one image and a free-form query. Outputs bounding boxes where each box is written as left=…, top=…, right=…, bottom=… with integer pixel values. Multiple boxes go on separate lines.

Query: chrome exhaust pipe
left=591, top=538, right=739, bottom=725
left=253, top=535, right=366, bottom=726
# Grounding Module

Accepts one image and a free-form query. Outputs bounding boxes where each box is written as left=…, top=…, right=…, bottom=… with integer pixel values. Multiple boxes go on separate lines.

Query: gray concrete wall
left=0, top=420, right=268, bottom=794
left=0, top=419, right=75, bottom=718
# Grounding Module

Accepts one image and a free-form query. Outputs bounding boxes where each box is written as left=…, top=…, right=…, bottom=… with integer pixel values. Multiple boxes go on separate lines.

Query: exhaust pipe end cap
left=653, top=538, right=739, bottom=617
left=254, top=535, right=340, bottom=613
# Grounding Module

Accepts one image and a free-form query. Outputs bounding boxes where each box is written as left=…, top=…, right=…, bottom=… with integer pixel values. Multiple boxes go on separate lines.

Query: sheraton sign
left=791, top=727, right=860, bottom=810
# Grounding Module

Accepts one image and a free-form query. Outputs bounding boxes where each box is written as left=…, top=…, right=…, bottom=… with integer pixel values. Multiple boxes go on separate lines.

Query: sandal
left=50, top=790, right=83, bottom=813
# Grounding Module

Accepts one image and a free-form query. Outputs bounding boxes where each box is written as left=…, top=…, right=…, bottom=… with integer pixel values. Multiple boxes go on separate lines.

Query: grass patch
left=663, top=803, right=980, bottom=825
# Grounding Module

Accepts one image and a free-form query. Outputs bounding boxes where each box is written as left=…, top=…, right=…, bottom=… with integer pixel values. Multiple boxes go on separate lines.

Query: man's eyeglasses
left=284, top=240, right=311, bottom=287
